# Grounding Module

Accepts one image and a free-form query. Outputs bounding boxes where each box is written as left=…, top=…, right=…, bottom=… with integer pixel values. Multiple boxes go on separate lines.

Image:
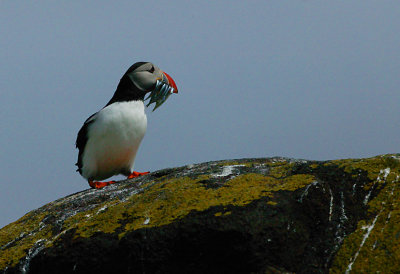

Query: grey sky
left=1, top=1, right=399, bottom=227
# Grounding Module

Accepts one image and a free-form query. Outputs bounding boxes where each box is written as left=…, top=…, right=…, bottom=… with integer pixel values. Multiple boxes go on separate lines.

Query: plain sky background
left=1, top=1, right=399, bottom=228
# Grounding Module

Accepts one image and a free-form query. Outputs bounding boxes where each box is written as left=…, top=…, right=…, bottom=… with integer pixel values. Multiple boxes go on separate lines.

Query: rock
left=1, top=155, right=400, bottom=273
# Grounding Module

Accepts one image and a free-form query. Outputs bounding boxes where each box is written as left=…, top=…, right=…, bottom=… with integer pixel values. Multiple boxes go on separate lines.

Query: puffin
left=75, top=62, right=178, bottom=189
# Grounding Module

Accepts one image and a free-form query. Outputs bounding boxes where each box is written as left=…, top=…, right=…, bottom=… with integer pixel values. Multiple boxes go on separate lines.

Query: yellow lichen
left=58, top=172, right=316, bottom=241
left=267, top=163, right=295, bottom=179
left=9, top=156, right=399, bottom=271
left=330, top=155, right=400, bottom=180
left=330, top=156, right=400, bottom=273
left=0, top=211, right=51, bottom=270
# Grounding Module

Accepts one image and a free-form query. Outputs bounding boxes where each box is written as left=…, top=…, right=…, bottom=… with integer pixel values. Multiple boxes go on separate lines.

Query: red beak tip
left=163, top=71, right=178, bottom=93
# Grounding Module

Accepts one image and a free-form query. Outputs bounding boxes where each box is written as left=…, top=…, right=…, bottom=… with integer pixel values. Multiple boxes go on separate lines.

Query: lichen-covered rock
left=1, top=155, right=400, bottom=273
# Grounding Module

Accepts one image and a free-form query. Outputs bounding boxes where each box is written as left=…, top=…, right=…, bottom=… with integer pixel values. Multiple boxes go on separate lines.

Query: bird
left=75, top=62, right=178, bottom=189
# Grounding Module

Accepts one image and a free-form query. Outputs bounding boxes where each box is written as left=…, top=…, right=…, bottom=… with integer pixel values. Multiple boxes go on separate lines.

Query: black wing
left=75, top=113, right=97, bottom=174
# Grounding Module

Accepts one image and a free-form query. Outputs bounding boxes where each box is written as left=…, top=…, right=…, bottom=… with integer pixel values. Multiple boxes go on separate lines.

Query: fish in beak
left=145, top=71, right=178, bottom=111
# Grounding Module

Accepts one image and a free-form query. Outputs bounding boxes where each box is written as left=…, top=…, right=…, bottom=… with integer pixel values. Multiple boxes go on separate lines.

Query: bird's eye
left=149, top=66, right=155, bottom=73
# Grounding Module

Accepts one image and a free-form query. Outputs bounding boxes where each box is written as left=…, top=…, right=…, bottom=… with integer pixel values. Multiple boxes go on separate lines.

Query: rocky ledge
left=1, top=155, right=400, bottom=273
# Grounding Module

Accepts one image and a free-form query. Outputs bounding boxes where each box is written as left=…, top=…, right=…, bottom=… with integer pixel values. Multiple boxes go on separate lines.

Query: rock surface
left=1, top=155, right=400, bottom=273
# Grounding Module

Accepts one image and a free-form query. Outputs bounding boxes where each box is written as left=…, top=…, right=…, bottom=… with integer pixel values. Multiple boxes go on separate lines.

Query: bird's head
left=123, top=62, right=178, bottom=111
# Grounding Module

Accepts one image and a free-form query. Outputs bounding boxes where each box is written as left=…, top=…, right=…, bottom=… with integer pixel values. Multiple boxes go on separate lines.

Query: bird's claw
left=88, top=180, right=116, bottom=189
left=88, top=171, right=149, bottom=189
left=127, top=171, right=150, bottom=179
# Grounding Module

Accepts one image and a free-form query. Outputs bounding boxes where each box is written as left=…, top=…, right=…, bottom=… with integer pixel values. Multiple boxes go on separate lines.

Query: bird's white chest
left=82, top=101, right=147, bottom=180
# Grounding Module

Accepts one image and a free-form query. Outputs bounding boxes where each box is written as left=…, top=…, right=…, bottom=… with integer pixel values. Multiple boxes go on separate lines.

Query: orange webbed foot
left=127, top=171, right=150, bottom=179
left=88, top=180, right=116, bottom=189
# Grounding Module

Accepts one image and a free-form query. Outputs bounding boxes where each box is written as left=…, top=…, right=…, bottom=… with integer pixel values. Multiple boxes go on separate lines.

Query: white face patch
left=81, top=101, right=147, bottom=180
left=128, top=63, right=163, bottom=92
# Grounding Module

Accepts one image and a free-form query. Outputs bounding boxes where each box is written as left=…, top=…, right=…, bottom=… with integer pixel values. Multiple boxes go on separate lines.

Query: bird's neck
left=105, top=76, right=146, bottom=107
